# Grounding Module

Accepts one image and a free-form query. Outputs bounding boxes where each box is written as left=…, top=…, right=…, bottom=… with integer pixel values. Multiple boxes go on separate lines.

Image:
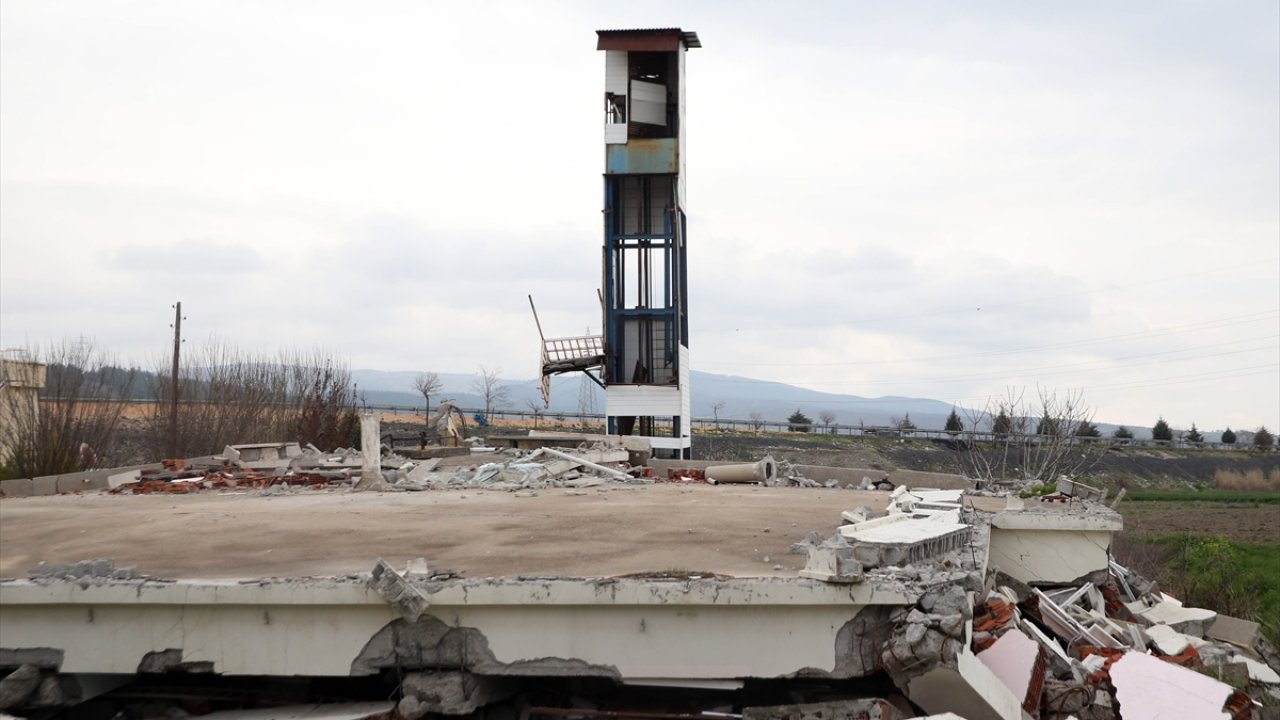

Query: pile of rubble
left=105, top=439, right=648, bottom=496
left=969, top=565, right=1278, bottom=719
left=789, top=485, right=1279, bottom=719
left=392, top=442, right=650, bottom=492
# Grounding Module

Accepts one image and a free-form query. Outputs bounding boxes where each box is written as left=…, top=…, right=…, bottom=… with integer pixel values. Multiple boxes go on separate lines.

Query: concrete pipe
left=706, top=455, right=777, bottom=485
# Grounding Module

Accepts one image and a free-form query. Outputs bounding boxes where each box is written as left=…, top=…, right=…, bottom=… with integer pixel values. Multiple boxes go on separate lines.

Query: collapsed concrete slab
left=838, top=515, right=971, bottom=568
left=988, top=505, right=1121, bottom=587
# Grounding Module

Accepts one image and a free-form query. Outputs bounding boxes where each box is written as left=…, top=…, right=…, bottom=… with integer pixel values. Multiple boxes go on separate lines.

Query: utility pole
left=169, top=301, right=183, bottom=459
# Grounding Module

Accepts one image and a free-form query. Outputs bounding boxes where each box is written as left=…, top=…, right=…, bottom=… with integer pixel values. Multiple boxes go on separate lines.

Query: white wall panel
left=607, top=385, right=682, bottom=417
left=631, top=79, right=667, bottom=126
left=605, top=51, right=629, bottom=96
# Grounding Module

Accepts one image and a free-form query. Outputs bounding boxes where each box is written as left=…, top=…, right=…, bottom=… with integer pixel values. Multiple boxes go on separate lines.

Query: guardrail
left=71, top=398, right=1265, bottom=452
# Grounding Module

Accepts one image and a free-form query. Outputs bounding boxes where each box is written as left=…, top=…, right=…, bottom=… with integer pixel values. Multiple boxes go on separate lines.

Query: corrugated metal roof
left=596, top=28, right=701, bottom=50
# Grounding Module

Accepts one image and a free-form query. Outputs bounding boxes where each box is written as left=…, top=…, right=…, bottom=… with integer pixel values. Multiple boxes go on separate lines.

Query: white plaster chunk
left=1109, top=650, right=1232, bottom=720
left=1231, top=653, right=1280, bottom=684
left=975, top=628, right=1040, bottom=707
left=1145, top=624, right=1192, bottom=655
left=1133, top=600, right=1216, bottom=633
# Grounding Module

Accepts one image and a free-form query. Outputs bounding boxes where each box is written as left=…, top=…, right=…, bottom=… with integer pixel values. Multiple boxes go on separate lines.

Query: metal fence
left=363, top=403, right=1262, bottom=452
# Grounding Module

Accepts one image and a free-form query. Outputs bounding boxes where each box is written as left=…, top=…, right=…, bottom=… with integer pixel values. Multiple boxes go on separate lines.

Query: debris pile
left=391, top=442, right=650, bottom=492
left=792, top=487, right=1278, bottom=718
left=964, top=561, right=1276, bottom=719
left=103, top=439, right=650, bottom=495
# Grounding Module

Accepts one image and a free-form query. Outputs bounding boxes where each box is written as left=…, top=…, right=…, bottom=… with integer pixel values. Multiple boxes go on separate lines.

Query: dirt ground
left=0, top=486, right=1009, bottom=581
left=1118, top=501, right=1280, bottom=544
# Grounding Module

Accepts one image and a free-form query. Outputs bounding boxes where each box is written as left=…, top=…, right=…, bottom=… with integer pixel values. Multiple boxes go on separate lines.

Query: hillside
left=353, top=368, right=1167, bottom=437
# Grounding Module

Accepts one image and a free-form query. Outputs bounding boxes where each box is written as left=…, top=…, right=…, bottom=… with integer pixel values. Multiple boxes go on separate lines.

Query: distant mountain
left=351, top=369, right=1221, bottom=440
left=350, top=368, right=958, bottom=429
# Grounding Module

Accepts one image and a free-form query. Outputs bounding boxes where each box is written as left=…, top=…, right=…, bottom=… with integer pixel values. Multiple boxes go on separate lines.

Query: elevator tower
left=534, top=28, right=698, bottom=459
left=598, top=28, right=698, bottom=459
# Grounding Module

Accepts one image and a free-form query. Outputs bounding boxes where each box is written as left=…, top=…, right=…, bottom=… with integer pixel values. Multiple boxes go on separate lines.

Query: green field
left=1125, top=490, right=1280, bottom=503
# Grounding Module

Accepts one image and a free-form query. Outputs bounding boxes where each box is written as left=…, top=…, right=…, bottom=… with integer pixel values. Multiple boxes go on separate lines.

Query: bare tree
left=819, top=410, right=837, bottom=434
left=471, top=365, right=510, bottom=422
left=748, top=412, right=765, bottom=432
left=956, top=386, right=1104, bottom=487
left=1, top=340, right=137, bottom=478
left=412, top=372, right=442, bottom=421
left=146, top=339, right=357, bottom=458
left=524, top=397, right=543, bottom=429
left=710, top=400, right=726, bottom=429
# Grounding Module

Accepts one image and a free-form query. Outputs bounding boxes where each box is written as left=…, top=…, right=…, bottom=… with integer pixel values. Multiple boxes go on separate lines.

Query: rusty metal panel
left=596, top=29, right=683, bottom=52
left=606, top=138, right=678, bottom=175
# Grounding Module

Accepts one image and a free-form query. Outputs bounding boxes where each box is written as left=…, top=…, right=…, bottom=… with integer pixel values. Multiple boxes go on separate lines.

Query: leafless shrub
left=1213, top=468, right=1280, bottom=491
left=956, top=386, right=1106, bottom=485
left=0, top=341, right=136, bottom=478
left=145, top=339, right=357, bottom=458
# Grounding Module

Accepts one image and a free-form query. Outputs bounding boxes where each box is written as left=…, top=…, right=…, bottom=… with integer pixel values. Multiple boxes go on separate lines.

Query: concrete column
left=358, top=412, right=385, bottom=488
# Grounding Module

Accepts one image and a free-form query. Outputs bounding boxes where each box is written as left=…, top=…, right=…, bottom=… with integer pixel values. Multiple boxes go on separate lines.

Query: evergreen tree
left=1036, top=414, right=1060, bottom=436
left=1152, top=417, right=1173, bottom=442
left=992, top=408, right=1013, bottom=438
left=1113, top=425, right=1134, bottom=440
left=1221, top=427, right=1237, bottom=444
left=1255, top=426, right=1275, bottom=450
left=787, top=410, right=812, bottom=433
left=1185, top=423, right=1204, bottom=443
left=944, top=408, right=964, bottom=434
left=1075, top=420, right=1101, bottom=437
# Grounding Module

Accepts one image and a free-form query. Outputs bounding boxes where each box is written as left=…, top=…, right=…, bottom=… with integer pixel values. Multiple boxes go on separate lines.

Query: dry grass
left=1214, top=467, right=1280, bottom=491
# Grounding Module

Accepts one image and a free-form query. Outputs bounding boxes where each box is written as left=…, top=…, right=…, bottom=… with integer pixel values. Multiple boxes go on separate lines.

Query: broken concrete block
left=840, top=506, right=876, bottom=525
left=1230, top=653, right=1280, bottom=684
left=920, top=584, right=970, bottom=618
left=1146, top=623, right=1193, bottom=655
left=789, top=530, right=825, bottom=555
left=839, top=515, right=971, bottom=568
left=368, top=559, right=429, bottom=622
left=0, top=664, right=40, bottom=710
left=799, top=535, right=863, bottom=584
left=1132, top=599, right=1216, bottom=637
left=1207, top=613, right=1262, bottom=650
left=32, top=675, right=74, bottom=707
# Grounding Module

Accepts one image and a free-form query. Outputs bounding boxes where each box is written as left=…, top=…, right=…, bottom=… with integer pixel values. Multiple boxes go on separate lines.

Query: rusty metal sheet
left=606, top=138, right=678, bottom=175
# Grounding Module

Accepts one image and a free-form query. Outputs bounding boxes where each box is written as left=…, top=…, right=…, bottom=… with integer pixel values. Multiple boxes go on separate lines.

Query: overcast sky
left=2, top=0, right=1277, bottom=431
